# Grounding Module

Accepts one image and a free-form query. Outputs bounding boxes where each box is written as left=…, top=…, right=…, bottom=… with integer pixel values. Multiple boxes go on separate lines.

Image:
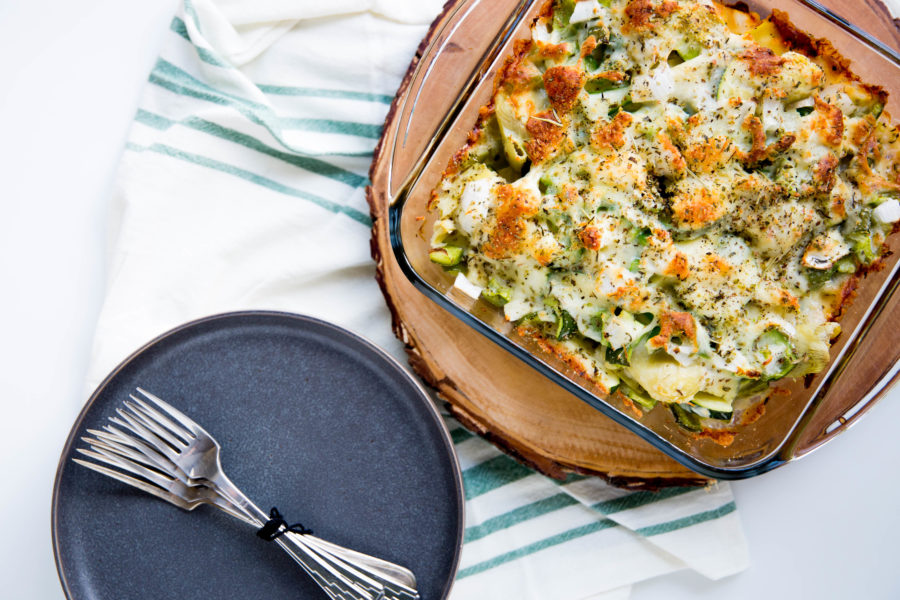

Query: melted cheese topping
left=428, top=0, right=899, bottom=421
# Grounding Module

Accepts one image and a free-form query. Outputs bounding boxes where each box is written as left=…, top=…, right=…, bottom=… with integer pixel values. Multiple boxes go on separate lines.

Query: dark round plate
left=52, top=311, right=464, bottom=600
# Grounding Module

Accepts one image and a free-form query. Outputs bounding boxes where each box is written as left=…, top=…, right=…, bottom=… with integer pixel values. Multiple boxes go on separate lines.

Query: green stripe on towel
left=169, top=17, right=230, bottom=68
left=635, top=501, right=737, bottom=537
left=458, top=500, right=736, bottom=579
left=457, top=519, right=619, bottom=579
left=277, top=117, right=382, bottom=139
left=125, top=141, right=372, bottom=226
left=462, top=456, right=535, bottom=501
left=258, top=84, right=394, bottom=105
left=594, top=486, right=697, bottom=515
left=462, top=484, right=697, bottom=544
left=450, top=428, right=474, bottom=444
left=134, top=109, right=369, bottom=187
left=464, top=493, right=580, bottom=543
left=151, top=59, right=383, bottom=140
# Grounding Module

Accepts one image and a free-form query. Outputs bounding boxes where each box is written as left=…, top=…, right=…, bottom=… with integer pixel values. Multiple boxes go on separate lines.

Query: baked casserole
left=427, top=0, right=900, bottom=438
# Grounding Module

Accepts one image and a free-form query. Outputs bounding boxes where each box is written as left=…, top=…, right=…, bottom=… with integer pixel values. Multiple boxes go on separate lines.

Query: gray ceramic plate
left=52, top=311, right=464, bottom=600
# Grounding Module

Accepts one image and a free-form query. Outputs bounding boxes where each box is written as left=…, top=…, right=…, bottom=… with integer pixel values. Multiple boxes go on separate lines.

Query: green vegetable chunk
left=429, top=245, right=463, bottom=267
left=552, top=0, right=575, bottom=29
left=633, top=227, right=652, bottom=246
left=625, top=325, right=660, bottom=362
left=628, top=257, right=641, bottom=272
left=482, top=278, right=512, bottom=307
left=538, top=174, right=557, bottom=195
left=846, top=230, right=878, bottom=265
left=585, top=78, right=627, bottom=94
left=805, top=267, right=834, bottom=290
left=691, top=394, right=733, bottom=419
left=635, top=312, right=654, bottom=326
left=677, top=42, right=702, bottom=61
left=555, top=309, right=578, bottom=340
left=622, top=384, right=657, bottom=411
left=835, top=256, right=857, bottom=274
left=605, top=345, right=628, bottom=366
left=739, top=377, right=770, bottom=398
left=671, top=404, right=702, bottom=432
left=755, top=329, right=796, bottom=380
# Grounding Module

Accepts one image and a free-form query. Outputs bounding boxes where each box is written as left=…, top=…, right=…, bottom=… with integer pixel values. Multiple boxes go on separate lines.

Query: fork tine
left=135, top=387, right=208, bottom=437
left=85, top=430, right=182, bottom=475
left=97, top=424, right=159, bottom=454
left=128, top=394, right=195, bottom=442
left=73, top=458, right=193, bottom=511
left=92, top=427, right=181, bottom=476
left=120, top=401, right=187, bottom=450
left=98, top=424, right=174, bottom=464
left=77, top=446, right=175, bottom=490
left=82, top=435, right=163, bottom=473
left=90, top=427, right=139, bottom=450
left=74, top=453, right=265, bottom=530
left=109, top=413, right=182, bottom=464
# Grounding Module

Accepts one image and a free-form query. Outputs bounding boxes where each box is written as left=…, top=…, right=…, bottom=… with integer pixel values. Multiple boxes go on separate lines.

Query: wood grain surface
left=366, top=0, right=900, bottom=488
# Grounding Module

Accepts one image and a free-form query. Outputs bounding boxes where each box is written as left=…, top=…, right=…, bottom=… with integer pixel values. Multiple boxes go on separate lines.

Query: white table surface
left=1, top=1, right=899, bottom=598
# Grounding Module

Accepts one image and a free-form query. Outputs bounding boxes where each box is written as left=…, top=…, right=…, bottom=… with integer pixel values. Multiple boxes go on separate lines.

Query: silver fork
left=117, top=390, right=419, bottom=599
left=84, top=403, right=418, bottom=600
left=75, top=388, right=420, bottom=600
left=74, top=430, right=255, bottom=525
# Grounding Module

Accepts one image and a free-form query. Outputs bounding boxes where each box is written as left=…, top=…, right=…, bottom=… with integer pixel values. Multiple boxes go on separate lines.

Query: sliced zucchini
left=538, top=174, right=557, bottom=196
left=622, top=384, right=657, bottom=412
left=738, top=377, right=770, bottom=398
left=716, top=59, right=757, bottom=103
left=605, top=345, right=629, bottom=366
left=671, top=403, right=702, bottom=432
left=691, top=393, right=733, bottom=420
left=624, top=324, right=660, bottom=362
left=579, top=310, right=608, bottom=344
left=601, top=310, right=645, bottom=350
left=805, top=267, right=835, bottom=290
left=555, top=308, right=578, bottom=340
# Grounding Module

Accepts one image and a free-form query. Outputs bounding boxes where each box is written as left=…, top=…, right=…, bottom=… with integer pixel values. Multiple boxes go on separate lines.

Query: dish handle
left=384, top=0, right=534, bottom=204
left=785, top=273, right=900, bottom=461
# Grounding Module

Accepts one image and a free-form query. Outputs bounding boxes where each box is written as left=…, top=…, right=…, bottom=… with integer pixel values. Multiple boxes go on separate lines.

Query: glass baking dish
left=384, top=0, right=900, bottom=479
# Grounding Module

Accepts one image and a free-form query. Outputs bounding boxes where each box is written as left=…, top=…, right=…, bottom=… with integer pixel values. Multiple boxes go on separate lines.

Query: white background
left=1, top=0, right=899, bottom=598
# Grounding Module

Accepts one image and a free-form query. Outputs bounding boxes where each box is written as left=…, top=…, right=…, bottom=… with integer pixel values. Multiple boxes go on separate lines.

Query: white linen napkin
left=85, top=1, right=750, bottom=598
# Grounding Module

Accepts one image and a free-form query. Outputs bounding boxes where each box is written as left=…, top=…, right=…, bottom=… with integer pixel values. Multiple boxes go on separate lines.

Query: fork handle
left=210, top=475, right=392, bottom=600
left=208, top=475, right=417, bottom=597
left=303, top=535, right=418, bottom=592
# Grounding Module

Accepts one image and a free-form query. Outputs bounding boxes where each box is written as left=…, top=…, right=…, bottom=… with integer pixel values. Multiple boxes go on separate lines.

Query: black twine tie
left=256, top=507, right=313, bottom=541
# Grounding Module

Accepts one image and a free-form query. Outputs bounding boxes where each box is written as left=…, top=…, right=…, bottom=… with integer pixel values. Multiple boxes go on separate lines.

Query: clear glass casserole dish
left=384, top=0, right=900, bottom=479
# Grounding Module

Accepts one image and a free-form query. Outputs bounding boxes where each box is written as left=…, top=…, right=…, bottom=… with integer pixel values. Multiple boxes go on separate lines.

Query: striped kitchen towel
left=84, top=1, right=749, bottom=598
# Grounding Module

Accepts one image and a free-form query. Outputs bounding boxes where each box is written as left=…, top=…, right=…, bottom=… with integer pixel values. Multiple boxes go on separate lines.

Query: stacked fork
left=75, top=388, right=420, bottom=600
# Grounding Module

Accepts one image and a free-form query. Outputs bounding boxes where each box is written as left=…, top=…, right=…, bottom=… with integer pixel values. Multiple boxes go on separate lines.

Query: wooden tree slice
left=367, top=0, right=900, bottom=489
